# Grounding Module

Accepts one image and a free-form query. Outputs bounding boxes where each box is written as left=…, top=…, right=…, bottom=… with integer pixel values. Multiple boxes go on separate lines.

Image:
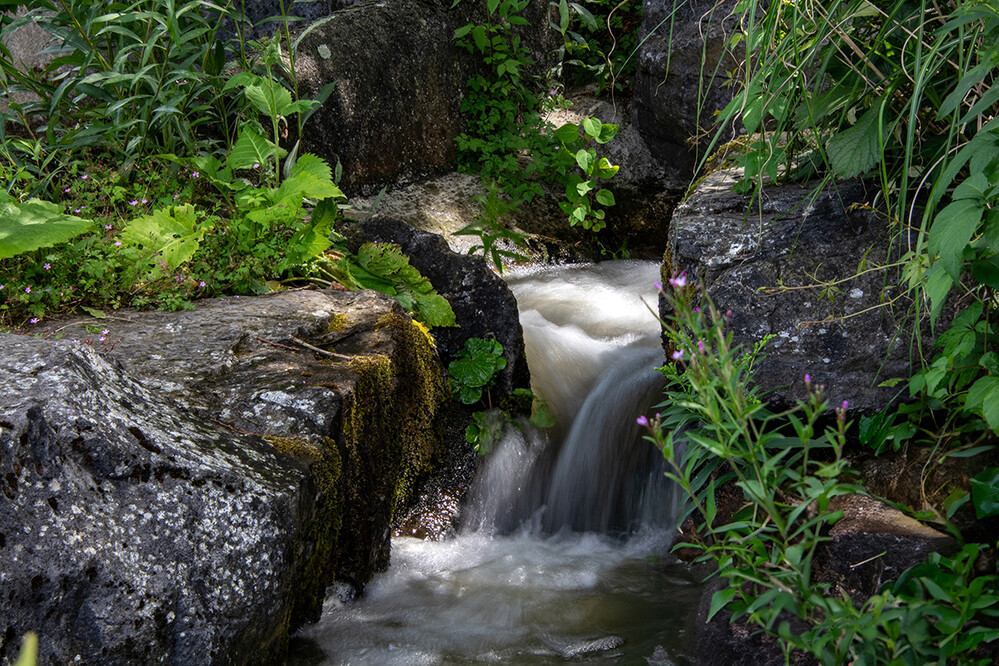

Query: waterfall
left=465, top=260, right=675, bottom=535
left=290, top=261, right=700, bottom=665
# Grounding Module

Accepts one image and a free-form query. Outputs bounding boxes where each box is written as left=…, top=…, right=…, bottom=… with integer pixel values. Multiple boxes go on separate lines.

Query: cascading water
left=290, top=261, right=703, bottom=665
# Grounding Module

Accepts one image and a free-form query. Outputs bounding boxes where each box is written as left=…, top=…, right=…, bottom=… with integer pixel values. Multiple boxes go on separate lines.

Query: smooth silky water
left=289, top=261, right=705, bottom=665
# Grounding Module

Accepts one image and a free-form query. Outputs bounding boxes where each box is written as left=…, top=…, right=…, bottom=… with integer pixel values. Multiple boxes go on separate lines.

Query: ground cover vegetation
left=449, top=0, right=640, bottom=268
left=646, top=0, right=999, bottom=662
left=0, top=0, right=454, bottom=329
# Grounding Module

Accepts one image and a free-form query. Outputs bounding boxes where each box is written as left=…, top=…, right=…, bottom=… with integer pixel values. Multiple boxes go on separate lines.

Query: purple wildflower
left=671, top=349, right=684, bottom=361
left=43, top=263, right=50, bottom=270
left=29, top=318, right=39, bottom=324
left=636, top=415, right=648, bottom=426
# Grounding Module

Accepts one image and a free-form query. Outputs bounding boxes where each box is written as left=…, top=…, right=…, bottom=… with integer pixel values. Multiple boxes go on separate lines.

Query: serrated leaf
left=929, top=198, right=983, bottom=280
left=120, top=204, right=207, bottom=271
left=413, top=291, right=457, bottom=328
left=0, top=196, right=95, bottom=259
left=290, top=153, right=333, bottom=183
left=227, top=128, right=285, bottom=171
left=243, top=82, right=294, bottom=118
left=826, top=105, right=882, bottom=178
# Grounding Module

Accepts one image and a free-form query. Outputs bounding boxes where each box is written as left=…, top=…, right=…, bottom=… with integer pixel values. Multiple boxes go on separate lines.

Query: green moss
left=343, top=313, right=447, bottom=521
left=266, top=434, right=344, bottom=627
left=325, top=313, right=349, bottom=333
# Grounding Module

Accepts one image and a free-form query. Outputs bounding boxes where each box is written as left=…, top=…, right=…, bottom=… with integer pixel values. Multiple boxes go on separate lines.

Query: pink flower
left=668, top=272, right=687, bottom=288
left=114, top=241, right=122, bottom=247
left=804, top=374, right=811, bottom=384
left=43, top=263, right=51, bottom=270
left=29, top=318, right=39, bottom=324
left=636, top=415, right=648, bottom=426
left=199, top=281, right=206, bottom=288
left=697, top=340, right=705, bottom=353
left=671, top=349, right=684, bottom=361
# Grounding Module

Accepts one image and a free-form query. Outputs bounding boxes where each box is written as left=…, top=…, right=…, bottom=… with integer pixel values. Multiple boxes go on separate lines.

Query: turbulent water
left=290, top=261, right=703, bottom=665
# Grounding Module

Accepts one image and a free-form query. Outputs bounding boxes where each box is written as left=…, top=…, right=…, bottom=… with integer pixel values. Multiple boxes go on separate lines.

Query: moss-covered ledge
left=3, top=289, right=452, bottom=664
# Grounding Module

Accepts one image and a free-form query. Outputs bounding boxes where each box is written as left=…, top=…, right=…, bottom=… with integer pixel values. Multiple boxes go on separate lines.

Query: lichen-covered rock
left=633, top=0, right=742, bottom=173
left=663, top=170, right=916, bottom=412
left=0, top=290, right=449, bottom=665
left=293, top=0, right=556, bottom=196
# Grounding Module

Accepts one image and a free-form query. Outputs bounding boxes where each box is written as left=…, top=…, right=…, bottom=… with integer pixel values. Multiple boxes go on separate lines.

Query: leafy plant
left=452, top=0, right=554, bottom=203
left=320, top=242, right=456, bottom=328
left=448, top=337, right=507, bottom=405
left=0, top=190, right=95, bottom=259
left=550, top=117, right=619, bottom=231
left=647, top=275, right=999, bottom=664
left=453, top=179, right=529, bottom=271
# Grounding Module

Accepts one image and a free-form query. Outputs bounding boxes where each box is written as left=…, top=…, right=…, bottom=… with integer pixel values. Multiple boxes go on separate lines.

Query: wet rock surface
left=0, top=290, right=449, bottom=665
left=664, top=170, right=918, bottom=413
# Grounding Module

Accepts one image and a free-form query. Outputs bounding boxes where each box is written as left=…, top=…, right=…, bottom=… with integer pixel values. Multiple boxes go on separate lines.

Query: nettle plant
left=646, top=275, right=999, bottom=665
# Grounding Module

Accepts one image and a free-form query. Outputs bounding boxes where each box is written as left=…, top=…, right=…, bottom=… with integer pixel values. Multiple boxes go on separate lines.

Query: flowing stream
left=289, top=261, right=704, bottom=665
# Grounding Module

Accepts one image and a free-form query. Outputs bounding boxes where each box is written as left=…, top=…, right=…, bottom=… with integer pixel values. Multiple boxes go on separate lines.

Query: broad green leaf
left=286, top=198, right=339, bottom=265
left=273, top=172, right=345, bottom=204
left=929, top=199, right=983, bottom=280
left=120, top=204, right=207, bottom=271
left=244, top=82, right=293, bottom=119
left=227, top=128, right=285, bottom=171
left=826, top=105, right=882, bottom=179
left=552, top=122, right=580, bottom=146
left=965, top=376, right=999, bottom=432
left=581, top=117, right=602, bottom=139
left=596, top=123, right=619, bottom=144
left=707, top=587, right=738, bottom=621
left=575, top=148, right=594, bottom=172
left=971, top=468, right=999, bottom=518
left=0, top=195, right=95, bottom=259
left=413, top=291, right=457, bottom=328
left=595, top=189, right=615, bottom=206
left=971, top=255, right=999, bottom=289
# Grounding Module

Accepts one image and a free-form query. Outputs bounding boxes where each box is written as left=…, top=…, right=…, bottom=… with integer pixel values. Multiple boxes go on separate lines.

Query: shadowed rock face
left=292, top=0, right=556, bottom=196
left=663, top=170, right=921, bottom=413
left=0, top=290, right=450, bottom=665
left=633, top=0, right=742, bottom=174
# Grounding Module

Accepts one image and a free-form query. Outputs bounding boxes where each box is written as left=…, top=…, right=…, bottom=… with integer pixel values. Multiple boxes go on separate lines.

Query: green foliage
left=0, top=190, right=95, bottom=259
left=650, top=277, right=999, bottom=664
left=0, top=0, right=239, bottom=163
left=548, top=0, right=644, bottom=95
left=451, top=0, right=621, bottom=244
left=971, top=468, right=999, bottom=519
left=453, top=180, right=529, bottom=271
left=448, top=337, right=507, bottom=405
left=452, top=0, right=553, bottom=203
left=464, top=408, right=507, bottom=455
left=550, top=117, right=619, bottom=231
left=323, top=243, right=456, bottom=329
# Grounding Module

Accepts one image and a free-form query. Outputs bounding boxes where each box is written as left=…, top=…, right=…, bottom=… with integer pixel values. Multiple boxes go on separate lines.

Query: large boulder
left=338, top=217, right=531, bottom=400
left=293, top=0, right=557, bottom=196
left=0, top=289, right=449, bottom=664
left=633, top=0, right=742, bottom=174
left=663, top=170, right=917, bottom=413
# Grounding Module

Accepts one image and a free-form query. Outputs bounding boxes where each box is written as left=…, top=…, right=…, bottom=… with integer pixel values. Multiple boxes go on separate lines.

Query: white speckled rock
left=0, top=289, right=449, bottom=665
left=663, top=170, right=929, bottom=413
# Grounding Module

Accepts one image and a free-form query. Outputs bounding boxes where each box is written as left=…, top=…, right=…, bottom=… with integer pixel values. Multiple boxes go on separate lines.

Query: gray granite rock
left=0, top=289, right=449, bottom=665
left=663, top=170, right=917, bottom=412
